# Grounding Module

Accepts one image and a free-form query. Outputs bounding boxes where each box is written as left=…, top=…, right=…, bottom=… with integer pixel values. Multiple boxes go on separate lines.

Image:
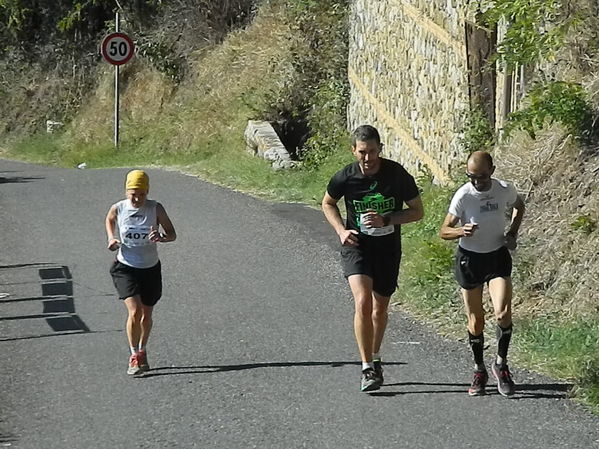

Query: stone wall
left=348, top=0, right=473, bottom=183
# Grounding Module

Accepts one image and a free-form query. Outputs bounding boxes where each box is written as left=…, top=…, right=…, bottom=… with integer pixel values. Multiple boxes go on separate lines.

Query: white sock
left=138, top=345, right=146, bottom=352
left=362, top=362, right=374, bottom=371
left=130, top=347, right=137, bottom=355
left=373, top=353, right=381, bottom=362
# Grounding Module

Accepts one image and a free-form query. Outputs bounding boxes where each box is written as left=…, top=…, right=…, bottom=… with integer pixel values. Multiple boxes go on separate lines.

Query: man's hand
left=462, top=222, right=478, bottom=237
left=505, top=233, right=517, bottom=250
left=339, top=229, right=359, bottom=246
left=107, top=238, right=121, bottom=251
left=361, top=210, right=386, bottom=228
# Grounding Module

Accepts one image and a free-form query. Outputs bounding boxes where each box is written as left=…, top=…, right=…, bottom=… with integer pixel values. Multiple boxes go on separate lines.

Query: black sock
left=468, top=331, right=485, bottom=367
left=496, top=323, right=513, bottom=362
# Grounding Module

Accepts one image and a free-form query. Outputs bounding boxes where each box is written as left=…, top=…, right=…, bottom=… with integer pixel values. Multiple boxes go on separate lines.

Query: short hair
left=351, top=125, right=381, bottom=147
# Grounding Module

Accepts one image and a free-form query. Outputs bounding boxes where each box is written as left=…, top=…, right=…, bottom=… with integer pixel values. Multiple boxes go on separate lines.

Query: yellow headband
left=125, top=170, right=149, bottom=191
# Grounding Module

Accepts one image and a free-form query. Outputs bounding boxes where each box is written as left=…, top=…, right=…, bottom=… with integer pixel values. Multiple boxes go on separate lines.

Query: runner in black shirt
left=322, top=125, right=424, bottom=392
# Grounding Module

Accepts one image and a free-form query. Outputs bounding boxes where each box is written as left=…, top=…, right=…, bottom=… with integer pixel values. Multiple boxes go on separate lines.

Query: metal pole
left=114, top=12, right=120, bottom=147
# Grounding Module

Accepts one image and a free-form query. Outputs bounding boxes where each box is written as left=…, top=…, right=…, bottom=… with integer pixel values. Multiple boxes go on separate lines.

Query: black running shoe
left=492, top=362, right=515, bottom=396
left=373, top=360, right=384, bottom=386
left=468, top=369, right=488, bottom=396
left=361, top=368, right=380, bottom=392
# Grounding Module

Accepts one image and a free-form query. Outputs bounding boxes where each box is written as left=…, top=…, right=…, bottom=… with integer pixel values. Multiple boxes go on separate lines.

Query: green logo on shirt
left=353, top=193, right=395, bottom=214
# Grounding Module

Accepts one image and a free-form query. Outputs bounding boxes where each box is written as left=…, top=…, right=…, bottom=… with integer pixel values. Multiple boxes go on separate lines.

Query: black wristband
left=383, top=214, right=391, bottom=226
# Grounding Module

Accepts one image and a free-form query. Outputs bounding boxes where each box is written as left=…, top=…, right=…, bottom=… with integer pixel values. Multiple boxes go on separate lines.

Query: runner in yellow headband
left=105, top=169, right=177, bottom=376
left=125, top=169, right=149, bottom=191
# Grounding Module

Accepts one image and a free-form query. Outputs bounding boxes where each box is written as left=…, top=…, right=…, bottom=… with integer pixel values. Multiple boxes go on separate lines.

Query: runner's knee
left=371, top=305, right=388, bottom=321
left=467, top=315, right=484, bottom=335
left=354, top=298, right=373, bottom=317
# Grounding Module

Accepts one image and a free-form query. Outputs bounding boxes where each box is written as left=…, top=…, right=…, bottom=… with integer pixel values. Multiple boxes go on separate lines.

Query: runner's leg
left=124, top=296, right=143, bottom=350
left=372, top=291, right=390, bottom=355
left=140, top=304, right=154, bottom=348
left=488, top=276, right=513, bottom=364
left=348, top=274, right=374, bottom=363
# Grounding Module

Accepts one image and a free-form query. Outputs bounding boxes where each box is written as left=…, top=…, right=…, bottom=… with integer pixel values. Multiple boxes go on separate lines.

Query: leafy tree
left=482, top=0, right=577, bottom=69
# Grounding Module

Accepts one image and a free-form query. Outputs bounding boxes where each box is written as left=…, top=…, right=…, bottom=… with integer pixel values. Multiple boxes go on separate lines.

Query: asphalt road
left=1, top=159, right=598, bottom=449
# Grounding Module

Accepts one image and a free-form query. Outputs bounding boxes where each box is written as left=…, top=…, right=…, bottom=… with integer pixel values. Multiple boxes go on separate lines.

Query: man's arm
left=387, top=195, right=424, bottom=225
left=507, top=195, right=525, bottom=237
left=505, top=195, right=525, bottom=250
left=439, top=213, right=478, bottom=240
left=322, top=192, right=358, bottom=246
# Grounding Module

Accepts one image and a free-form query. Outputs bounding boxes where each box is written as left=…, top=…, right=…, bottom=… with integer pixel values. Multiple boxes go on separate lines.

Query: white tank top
left=114, top=199, right=160, bottom=268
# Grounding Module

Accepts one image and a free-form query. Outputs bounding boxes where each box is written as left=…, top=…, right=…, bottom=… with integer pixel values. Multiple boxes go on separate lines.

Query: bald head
left=467, top=151, right=494, bottom=170
left=466, top=151, right=495, bottom=190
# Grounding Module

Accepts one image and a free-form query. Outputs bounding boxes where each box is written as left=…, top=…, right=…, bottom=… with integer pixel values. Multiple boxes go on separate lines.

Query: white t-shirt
left=448, top=179, right=518, bottom=253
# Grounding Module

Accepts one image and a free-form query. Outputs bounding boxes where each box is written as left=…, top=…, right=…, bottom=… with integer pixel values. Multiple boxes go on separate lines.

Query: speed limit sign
left=101, top=32, right=135, bottom=65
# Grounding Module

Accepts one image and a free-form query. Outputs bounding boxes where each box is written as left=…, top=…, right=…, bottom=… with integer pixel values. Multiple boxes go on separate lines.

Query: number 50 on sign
left=101, top=32, right=135, bottom=65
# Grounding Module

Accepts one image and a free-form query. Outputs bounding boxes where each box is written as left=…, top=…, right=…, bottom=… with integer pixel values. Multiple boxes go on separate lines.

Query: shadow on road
left=369, top=381, right=572, bottom=399
left=0, top=175, right=44, bottom=184
left=368, top=381, right=469, bottom=396
left=0, top=263, right=91, bottom=341
left=511, top=382, right=573, bottom=400
left=141, top=361, right=406, bottom=378
left=0, top=329, right=119, bottom=343
left=0, top=435, right=18, bottom=445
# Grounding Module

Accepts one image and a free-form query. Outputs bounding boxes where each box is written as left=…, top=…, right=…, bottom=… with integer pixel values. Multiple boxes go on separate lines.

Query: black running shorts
left=341, top=237, right=401, bottom=297
left=109, top=260, right=162, bottom=306
left=454, top=246, right=512, bottom=290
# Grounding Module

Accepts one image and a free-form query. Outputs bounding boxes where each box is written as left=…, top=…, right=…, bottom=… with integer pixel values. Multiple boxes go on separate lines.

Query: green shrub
left=136, top=35, right=184, bottom=82
left=570, top=214, right=597, bottom=234
left=300, top=79, right=350, bottom=169
left=504, top=81, right=594, bottom=139
left=460, top=107, right=496, bottom=154
left=279, top=0, right=349, bottom=169
left=482, top=0, right=576, bottom=69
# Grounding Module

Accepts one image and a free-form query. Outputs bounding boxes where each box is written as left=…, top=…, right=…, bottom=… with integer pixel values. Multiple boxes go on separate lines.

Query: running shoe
left=127, top=353, right=142, bottom=376
left=361, top=368, right=380, bottom=392
left=468, top=369, right=488, bottom=396
left=492, top=362, right=515, bottom=396
left=138, top=349, right=150, bottom=372
left=373, top=360, right=384, bottom=386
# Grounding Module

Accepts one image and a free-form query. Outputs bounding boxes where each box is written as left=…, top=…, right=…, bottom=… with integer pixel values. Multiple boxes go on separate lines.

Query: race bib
left=359, top=213, right=394, bottom=236
left=122, top=225, right=152, bottom=247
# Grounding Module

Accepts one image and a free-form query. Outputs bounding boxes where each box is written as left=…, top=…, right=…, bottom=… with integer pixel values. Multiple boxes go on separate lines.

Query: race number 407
left=101, top=32, right=135, bottom=65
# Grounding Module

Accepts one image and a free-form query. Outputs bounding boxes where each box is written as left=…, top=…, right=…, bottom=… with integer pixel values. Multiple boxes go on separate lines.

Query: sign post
left=100, top=13, right=135, bottom=147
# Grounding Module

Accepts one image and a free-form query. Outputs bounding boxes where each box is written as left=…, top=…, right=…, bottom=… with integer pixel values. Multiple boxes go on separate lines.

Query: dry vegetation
left=67, top=3, right=300, bottom=158
left=494, top=6, right=599, bottom=323
left=497, top=129, right=598, bottom=320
